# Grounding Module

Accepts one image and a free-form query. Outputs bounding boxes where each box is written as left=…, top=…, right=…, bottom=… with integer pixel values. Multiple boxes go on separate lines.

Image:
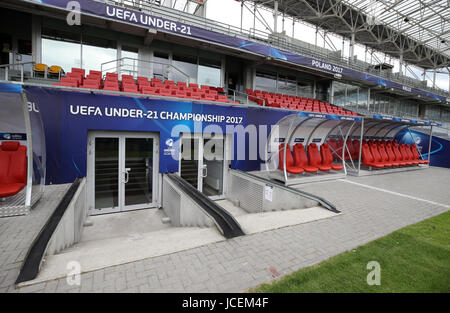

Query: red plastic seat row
left=362, top=140, right=428, bottom=169
left=278, top=143, right=344, bottom=174
left=247, top=88, right=357, bottom=116
left=0, top=141, right=27, bottom=198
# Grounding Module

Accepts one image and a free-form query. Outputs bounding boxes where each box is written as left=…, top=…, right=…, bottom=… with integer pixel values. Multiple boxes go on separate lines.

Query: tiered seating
left=278, top=142, right=345, bottom=175
left=246, top=89, right=357, bottom=116
left=53, top=68, right=236, bottom=104
left=0, top=141, right=27, bottom=198
left=361, top=140, right=428, bottom=169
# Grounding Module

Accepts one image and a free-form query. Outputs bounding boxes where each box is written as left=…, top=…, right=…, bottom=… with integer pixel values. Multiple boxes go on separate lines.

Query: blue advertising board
left=24, top=86, right=247, bottom=184
left=396, top=129, right=450, bottom=169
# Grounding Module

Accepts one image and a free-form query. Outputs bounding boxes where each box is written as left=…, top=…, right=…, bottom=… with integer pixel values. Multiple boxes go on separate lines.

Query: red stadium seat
left=0, top=141, right=27, bottom=198
left=401, top=144, right=420, bottom=165
left=71, top=67, right=85, bottom=78
left=293, top=143, right=318, bottom=173
left=320, top=143, right=344, bottom=170
left=385, top=141, right=405, bottom=166
left=307, top=143, right=331, bottom=171
left=377, top=142, right=395, bottom=166
left=122, top=83, right=138, bottom=93
left=141, top=87, right=158, bottom=95
left=370, top=142, right=391, bottom=167
left=361, top=143, right=384, bottom=168
left=391, top=142, right=410, bottom=165
left=278, top=144, right=304, bottom=174
left=410, top=144, right=429, bottom=164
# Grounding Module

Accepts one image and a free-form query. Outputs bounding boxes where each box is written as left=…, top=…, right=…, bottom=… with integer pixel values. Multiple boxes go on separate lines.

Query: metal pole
left=283, top=116, right=297, bottom=183
left=292, top=18, right=294, bottom=37
left=428, top=125, right=433, bottom=163
left=21, top=92, right=33, bottom=207
left=432, top=68, right=436, bottom=88
left=273, top=0, right=278, bottom=34
left=358, top=118, right=364, bottom=174
left=399, top=52, right=403, bottom=75
left=240, top=0, right=243, bottom=32
left=253, top=3, right=256, bottom=36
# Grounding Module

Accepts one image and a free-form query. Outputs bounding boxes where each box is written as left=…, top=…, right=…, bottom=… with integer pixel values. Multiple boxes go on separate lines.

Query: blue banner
left=24, top=86, right=247, bottom=184
left=396, top=129, right=450, bottom=168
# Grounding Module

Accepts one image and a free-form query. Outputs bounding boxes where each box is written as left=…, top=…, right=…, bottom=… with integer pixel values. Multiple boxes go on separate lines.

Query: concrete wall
left=46, top=178, right=88, bottom=256
left=162, top=175, right=214, bottom=228
left=227, top=170, right=318, bottom=213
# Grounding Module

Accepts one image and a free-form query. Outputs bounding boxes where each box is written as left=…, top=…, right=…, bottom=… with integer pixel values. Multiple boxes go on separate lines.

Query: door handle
left=124, top=168, right=131, bottom=183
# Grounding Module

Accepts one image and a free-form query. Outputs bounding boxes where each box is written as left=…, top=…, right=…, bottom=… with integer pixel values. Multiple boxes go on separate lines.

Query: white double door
left=178, top=133, right=227, bottom=200
left=87, top=131, right=159, bottom=215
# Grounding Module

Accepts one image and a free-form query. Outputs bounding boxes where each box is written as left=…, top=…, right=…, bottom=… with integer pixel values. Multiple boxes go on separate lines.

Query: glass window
left=172, top=54, right=197, bottom=83
left=121, top=46, right=139, bottom=76
left=198, top=65, right=221, bottom=87
left=153, top=51, right=169, bottom=80
left=255, top=71, right=277, bottom=92
left=42, top=37, right=81, bottom=73
left=82, top=43, right=116, bottom=72
left=297, top=81, right=314, bottom=98
left=316, top=81, right=330, bottom=102
left=278, top=75, right=297, bottom=95
left=198, top=57, right=221, bottom=87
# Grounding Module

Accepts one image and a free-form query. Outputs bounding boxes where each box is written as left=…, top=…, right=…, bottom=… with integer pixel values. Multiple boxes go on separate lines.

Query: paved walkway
left=0, top=184, right=70, bottom=293
left=7, top=167, right=450, bottom=293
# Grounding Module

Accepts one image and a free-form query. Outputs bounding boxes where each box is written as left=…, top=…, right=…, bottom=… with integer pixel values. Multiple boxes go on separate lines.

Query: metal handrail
left=227, top=87, right=265, bottom=106
left=100, top=57, right=190, bottom=83
left=100, top=0, right=449, bottom=98
left=0, top=61, right=37, bottom=82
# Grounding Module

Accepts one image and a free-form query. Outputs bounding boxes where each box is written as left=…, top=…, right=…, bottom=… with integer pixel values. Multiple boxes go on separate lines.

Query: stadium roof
left=248, top=0, right=450, bottom=70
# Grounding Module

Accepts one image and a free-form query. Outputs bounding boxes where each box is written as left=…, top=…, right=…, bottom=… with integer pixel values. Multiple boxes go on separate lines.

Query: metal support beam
left=428, top=125, right=433, bottom=163
left=273, top=0, right=278, bottom=34
left=240, top=0, right=244, bottom=32
left=349, top=32, right=355, bottom=61
left=357, top=118, right=364, bottom=175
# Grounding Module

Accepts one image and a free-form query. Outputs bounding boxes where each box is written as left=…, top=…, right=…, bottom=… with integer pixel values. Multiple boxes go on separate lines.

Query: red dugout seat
left=376, top=142, right=394, bottom=167
left=293, top=143, right=318, bottom=173
left=385, top=142, right=406, bottom=166
left=320, top=143, right=344, bottom=170
left=392, top=142, right=413, bottom=165
left=401, top=144, right=420, bottom=165
left=307, top=143, right=331, bottom=171
left=361, top=143, right=384, bottom=168
left=0, top=141, right=27, bottom=198
left=278, top=144, right=304, bottom=174
left=410, top=144, right=429, bottom=164
left=370, top=142, right=392, bottom=167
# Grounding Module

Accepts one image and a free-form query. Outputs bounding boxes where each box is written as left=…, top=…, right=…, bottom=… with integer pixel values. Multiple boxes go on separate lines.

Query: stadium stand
left=246, top=89, right=358, bottom=116
left=53, top=68, right=240, bottom=104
